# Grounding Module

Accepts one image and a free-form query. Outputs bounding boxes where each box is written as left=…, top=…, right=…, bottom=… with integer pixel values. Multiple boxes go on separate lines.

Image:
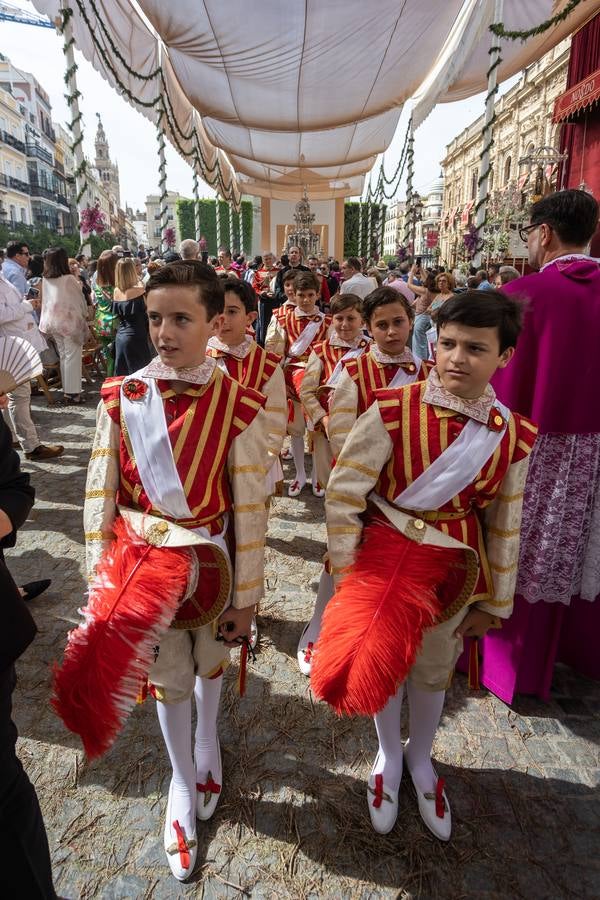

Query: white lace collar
left=142, top=355, right=217, bottom=385
left=423, top=367, right=496, bottom=424
left=370, top=344, right=415, bottom=366
left=207, top=334, right=253, bottom=359
left=329, top=332, right=370, bottom=349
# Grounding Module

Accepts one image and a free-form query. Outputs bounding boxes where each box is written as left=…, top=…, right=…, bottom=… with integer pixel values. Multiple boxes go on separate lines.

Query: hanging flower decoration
left=463, top=224, right=482, bottom=260
left=79, top=202, right=108, bottom=237
left=163, top=227, right=176, bottom=248
left=396, top=244, right=408, bottom=263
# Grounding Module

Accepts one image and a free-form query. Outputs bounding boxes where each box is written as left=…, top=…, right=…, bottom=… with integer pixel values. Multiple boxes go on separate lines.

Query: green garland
left=59, top=6, right=88, bottom=205
left=344, top=201, right=385, bottom=258
left=490, top=0, right=583, bottom=41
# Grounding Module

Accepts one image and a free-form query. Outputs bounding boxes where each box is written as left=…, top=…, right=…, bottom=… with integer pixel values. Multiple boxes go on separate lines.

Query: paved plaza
left=6, top=386, right=600, bottom=899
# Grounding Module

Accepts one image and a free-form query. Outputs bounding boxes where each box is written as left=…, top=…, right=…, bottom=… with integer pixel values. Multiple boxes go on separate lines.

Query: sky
left=1, top=3, right=518, bottom=211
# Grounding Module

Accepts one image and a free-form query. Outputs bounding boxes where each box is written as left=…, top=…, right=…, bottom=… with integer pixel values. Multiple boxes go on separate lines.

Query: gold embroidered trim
left=489, top=560, right=518, bottom=573
left=487, top=525, right=521, bottom=538
left=235, top=577, right=263, bottom=592
left=327, top=525, right=362, bottom=534
left=90, top=448, right=118, bottom=459
left=85, top=489, right=116, bottom=499
left=335, top=459, right=380, bottom=479
left=327, top=490, right=365, bottom=509
left=85, top=530, right=114, bottom=541
left=497, top=491, right=524, bottom=502
left=235, top=503, right=266, bottom=513
left=236, top=541, right=264, bottom=552
left=230, top=465, right=267, bottom=474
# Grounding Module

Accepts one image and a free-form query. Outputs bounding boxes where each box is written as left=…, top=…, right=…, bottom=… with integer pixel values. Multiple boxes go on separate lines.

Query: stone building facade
left=439, top=38, right=570, bottom=268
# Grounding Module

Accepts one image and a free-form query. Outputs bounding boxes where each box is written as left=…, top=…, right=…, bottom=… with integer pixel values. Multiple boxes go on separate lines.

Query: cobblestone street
left=6, top=387, right=600, bottom=900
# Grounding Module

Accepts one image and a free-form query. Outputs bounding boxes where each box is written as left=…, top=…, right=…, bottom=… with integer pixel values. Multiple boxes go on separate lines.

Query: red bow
left=435, top=777, right=446, bottom=819
left=172, top=820, right=190, bottom=869
left=304, top=642, right=314, bottom=664
left=196, top=777, right=221, bottom=795
left=372, top=773, right=384, bottom=809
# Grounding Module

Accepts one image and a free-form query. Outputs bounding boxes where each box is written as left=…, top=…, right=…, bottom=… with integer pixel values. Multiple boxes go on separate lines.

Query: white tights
left=372, top=683, right=445, bottom=794
left=290, top=435, right=307, bottom=485
left=301, top=569, right=334, bottom=647
left=194, top=674, right=222, bottom=783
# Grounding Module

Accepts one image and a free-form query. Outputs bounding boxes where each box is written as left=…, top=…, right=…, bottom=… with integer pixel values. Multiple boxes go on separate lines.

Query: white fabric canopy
left=33, top=0, right=590, bottom=200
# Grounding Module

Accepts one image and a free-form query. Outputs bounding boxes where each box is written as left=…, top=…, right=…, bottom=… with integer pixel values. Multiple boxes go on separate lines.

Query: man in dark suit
left=0, top=408, right=56, bottom=898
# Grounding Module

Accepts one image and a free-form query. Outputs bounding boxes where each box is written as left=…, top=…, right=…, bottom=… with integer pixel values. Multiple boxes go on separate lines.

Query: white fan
left=0, top=336, right=43, bottom=394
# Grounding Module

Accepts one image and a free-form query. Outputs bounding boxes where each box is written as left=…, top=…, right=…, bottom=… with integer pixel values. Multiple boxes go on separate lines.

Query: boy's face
left=436, top=322, right=514, bottom=399
left=283, top=279, right=297, bottom=301
left=332, top=307, right=364, bottom=343
left=368, top=300, right=411, bottom=356
left=147, top=286, right=219, bottom=369
left=220, top=290, right=255, bottom=346
left=295, top=288, right=319, bottom=314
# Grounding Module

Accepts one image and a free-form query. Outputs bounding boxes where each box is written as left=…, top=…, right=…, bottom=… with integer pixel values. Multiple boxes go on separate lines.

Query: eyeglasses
left=519, top=223, right=541, bottom=242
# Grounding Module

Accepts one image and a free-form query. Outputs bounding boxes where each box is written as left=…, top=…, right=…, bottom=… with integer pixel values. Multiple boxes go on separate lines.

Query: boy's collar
left=207, top=334, right=253, bottom=359
left=370, top=344, right=415, bottom=366
left=295, top=306, right=322, bottom=319
left=423, top=367, right=496, bottom=424
left=143, top=355, right=217, bottom=385
left=330, top=332, right=370, bottom=349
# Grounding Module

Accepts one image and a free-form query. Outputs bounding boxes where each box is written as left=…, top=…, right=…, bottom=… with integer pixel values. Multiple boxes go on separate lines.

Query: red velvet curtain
left=558, top=12, right=600, bottom=254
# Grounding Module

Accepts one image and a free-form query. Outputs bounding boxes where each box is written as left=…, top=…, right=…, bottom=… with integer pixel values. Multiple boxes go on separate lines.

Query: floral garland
left=163, top=227, right=176, bottom=248
left=79, top=202, right=108, bottom=237
left=463, top=224, right=482, bottom=260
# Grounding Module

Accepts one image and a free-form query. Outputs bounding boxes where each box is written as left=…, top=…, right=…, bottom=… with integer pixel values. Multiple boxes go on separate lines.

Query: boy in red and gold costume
left=300, top=293, right=369, bottom=492
left=53, top=262, right=269, bottom=882
left=312, top=291, right=537, bottom=842
left=265, top=270, right=331, bottom=497
left=328, top=286, right=430, bottom=459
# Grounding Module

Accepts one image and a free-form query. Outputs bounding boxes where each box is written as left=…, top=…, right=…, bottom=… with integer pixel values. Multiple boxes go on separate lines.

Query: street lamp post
left=411, top=194, right=423, bottom=259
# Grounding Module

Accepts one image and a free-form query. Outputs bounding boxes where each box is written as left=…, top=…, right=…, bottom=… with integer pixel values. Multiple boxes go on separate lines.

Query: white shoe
left=367, top=759, right=399, bottom=835
left=249, top=615, right=258, bottom=650
left=164, top=781, right=197, bottom=881
left=407, top=763, right=451, bottom=841
left=195, top=737, right=222, bottom=821
left=288, top=478, right=306, bottom=498
left=296, top=624, right=315, bottom=676
left=311, top=481, right=325, bottom=498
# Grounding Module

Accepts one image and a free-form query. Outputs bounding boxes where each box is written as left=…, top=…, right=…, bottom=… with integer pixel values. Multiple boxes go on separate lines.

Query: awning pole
left=215, top=197, right=222, bottom=253
left=403, top=120, right=415, bottom=253
left=59, top=2, right=88, bottom=247
left=473, top=0, right=504, bottom=269
left=228, top=202, right=235, bottom=253
left=193, top=169, right=200, bottom=241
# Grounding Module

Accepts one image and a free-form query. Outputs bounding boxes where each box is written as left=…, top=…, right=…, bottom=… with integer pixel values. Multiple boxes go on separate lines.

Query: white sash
left=288, top=317, right=323, bottom=359
left=326, top=344, right=369, bottom=387
left=388, top=360, right=421, bottom=389
left=120, top=376, right=194, bottom=520
left=394, top=401, right=510, bottom=510
left=426, top=325, right=438, bottom=361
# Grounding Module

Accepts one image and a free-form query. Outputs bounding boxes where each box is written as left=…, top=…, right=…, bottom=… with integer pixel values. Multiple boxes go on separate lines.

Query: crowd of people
left=0, top=188, right=599, bottom=893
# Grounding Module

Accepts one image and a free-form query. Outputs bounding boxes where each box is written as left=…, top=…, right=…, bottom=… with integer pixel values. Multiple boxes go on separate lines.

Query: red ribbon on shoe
left=172, top=820, right=190, bottom=869
left=435, top=777, right=446, bottom=819
left=196, top=777, right=221, bottom=795
left=372, top=773, right=384, bottom=809
left=304, top=642, right=314, bottom=664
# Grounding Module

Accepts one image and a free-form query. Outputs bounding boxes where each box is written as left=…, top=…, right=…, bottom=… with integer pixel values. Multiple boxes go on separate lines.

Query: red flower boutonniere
left=123, top=378, right=148, bottom=402
left=488, top=407, right=506, bottom=431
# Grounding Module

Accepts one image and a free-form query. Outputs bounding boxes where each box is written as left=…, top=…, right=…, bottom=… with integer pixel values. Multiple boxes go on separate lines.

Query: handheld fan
left=0, top=336, right=43, bottom=394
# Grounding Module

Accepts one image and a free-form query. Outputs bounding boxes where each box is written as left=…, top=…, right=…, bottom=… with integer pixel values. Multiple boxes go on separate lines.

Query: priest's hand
left=217, top=605, right=255, bottom=647
left=454, top=608, right=496, bottom=639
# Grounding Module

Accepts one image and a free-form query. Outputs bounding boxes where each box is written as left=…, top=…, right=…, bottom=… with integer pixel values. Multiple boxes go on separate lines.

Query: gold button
left=413, top=519, right=425, bottom=530
left=408, top=364, right=415, bottom=372
left=157, top=521, right=169, bottom=533
left=494, top=415, right=504, bottom=426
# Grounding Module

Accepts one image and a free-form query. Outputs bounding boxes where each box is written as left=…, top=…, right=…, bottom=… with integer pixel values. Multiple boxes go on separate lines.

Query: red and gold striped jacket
left=100, top=369, right=266, bottom=534
left=345, top=350, right=431, bottom=415
left=206, top=341, right=280, bottom=391
left=373, top=382, right=538, bottom=604
left=265, top=305, right=332, bottom=362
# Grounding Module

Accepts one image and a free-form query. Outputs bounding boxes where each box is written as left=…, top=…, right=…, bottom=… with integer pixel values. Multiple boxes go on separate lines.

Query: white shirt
left=0, top=273, right=47, bottom=352
left=340, top=272, right=378, bottom=299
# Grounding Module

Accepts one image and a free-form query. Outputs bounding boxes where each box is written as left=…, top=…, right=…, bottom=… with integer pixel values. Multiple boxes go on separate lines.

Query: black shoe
left=21, top=579, right=52, bottom=601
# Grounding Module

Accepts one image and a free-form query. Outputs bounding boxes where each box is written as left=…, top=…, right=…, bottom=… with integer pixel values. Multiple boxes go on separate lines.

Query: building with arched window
left=439, top=38, right=569, bottom=268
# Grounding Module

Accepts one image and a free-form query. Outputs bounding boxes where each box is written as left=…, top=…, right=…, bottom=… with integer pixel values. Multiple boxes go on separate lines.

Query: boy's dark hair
left=436, top=290, right=523, bottom=354
left=345, top=256, right=362, bottom=272
left=529, top=188, right=598, bottom=246
left=293, top=270, right=320, bottom=293
left=5, top=240, right=29, bottom=259
left=223, top=276, right=257, bottom=313
left=282, top=268, right=298, bottom=285
left=330, top=293, right=363, bottom=316
left=27, top=253, right=44, bottom=279
left=363, top=286, right=414, bottom=323
left=146, top=260, right=224, bottom=319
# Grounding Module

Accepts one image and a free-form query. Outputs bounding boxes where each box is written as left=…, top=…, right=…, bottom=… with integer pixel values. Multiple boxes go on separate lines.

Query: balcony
left=26, top=143, right=53, bottom=165
left=0, top=172, right=31, bottom=194
left=54, top=159, right=65, bottom=176
left=28, top=181, right=70, bottom=208
left=0, top=130, right=26, bottom=154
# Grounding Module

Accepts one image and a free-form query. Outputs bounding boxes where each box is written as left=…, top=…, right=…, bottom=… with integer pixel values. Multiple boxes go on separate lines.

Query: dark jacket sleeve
left=0, top=419, right=35, bottom=550
left=0, top=419, right=37, bottom=671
